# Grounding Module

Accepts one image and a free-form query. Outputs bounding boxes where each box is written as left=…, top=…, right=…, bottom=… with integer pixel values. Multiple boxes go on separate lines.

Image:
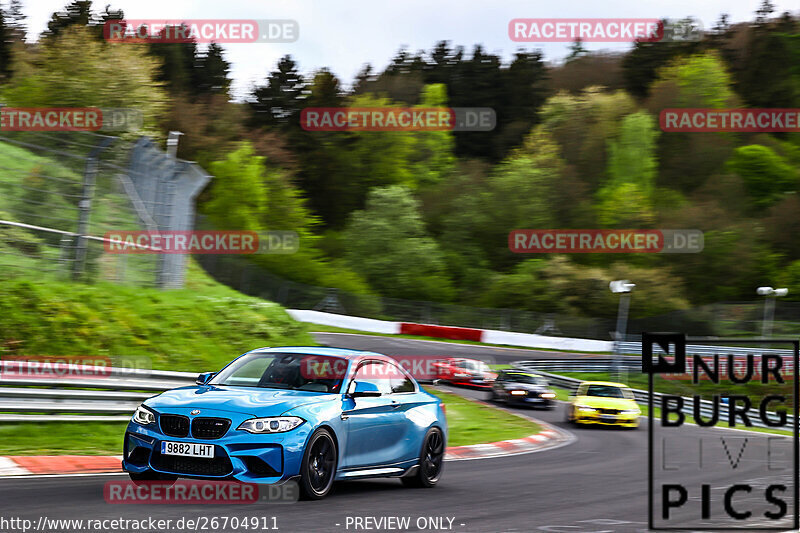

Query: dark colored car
left=489, top=370, right=557, bottom=408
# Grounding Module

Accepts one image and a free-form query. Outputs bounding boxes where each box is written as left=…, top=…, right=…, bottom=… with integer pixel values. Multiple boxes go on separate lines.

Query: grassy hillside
left=0, top=261, right=315, bottom=372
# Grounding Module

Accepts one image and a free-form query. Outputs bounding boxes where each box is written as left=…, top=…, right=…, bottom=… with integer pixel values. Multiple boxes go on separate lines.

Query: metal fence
left=3, top=133, right=799, bottom=339
left=0, top=131, right=210, bottom=288
left=196, top=252, right=800, bottom=340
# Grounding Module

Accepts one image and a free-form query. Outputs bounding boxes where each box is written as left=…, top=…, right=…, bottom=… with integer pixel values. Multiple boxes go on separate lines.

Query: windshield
left=585, top=385, right=633, bottom=399
left=506, top=373, right=548, bottom=386
left=466, top=361, right=491, bottom=373
left=210, top=352, right=345, bottom=393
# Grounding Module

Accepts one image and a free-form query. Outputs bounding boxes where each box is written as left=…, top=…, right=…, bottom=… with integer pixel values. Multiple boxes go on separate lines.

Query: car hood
left=575, top=396, right=639, bottom=410
left=145, top=386, right=337, bottom=417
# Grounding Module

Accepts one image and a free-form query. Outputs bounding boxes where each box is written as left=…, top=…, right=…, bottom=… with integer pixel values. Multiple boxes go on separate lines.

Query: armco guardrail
left=1, top=349, right=794, bottom=424
left=513, top=362, right=793, bottom=430
left=617, top=341, right=795, bottom=357
left=0, top=362, right=196, bottom=422
left=510, top=358, right=639, bottom=372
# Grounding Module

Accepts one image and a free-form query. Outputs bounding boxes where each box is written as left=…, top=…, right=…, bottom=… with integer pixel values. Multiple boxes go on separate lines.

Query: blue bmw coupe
left=122, top=347, right=447, bottom=499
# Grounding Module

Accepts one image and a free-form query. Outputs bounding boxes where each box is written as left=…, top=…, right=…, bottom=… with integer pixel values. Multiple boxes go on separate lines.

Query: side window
left=353, top=361, right=393, bottom=395
left=622, top=388, right=635, bottom=400
left=389, top=363, right=416, bottom=393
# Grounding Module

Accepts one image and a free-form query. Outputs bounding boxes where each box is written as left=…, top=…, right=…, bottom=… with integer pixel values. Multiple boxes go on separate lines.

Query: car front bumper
left=121, top=415, right=314, bottom=484
left=508, top=395, right=554, bottom=408
left=574, top=411, right=639, bottom=427
left=451, top=377, right=493, bottom=389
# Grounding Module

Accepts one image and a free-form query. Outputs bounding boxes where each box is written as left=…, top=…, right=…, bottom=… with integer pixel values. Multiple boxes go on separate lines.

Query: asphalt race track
left=311, top=332, right=618, bottom=365
left=0, top=334, right=794, bottom=532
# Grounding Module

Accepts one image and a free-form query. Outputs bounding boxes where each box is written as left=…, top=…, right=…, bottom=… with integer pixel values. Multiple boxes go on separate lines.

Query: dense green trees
left=344, top=186, right=454, bottom=301
left=726, top=145, right=798, bottom=209
left=596, top=112, right=659, bottom=227
left=5, top=1, right=800, bottom=318
left=1, top=25, right=167, bottom=133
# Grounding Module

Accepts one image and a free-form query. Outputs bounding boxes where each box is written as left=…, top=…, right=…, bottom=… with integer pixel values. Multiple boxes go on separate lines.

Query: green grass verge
left=430, top=389, right=541, bottom=447
left=0, top=390, right=542, bottom=455
left=0, top=422, right=128, bottom=455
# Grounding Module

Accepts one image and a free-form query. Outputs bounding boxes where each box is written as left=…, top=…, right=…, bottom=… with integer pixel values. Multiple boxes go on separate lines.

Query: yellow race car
left=565, top=381, right=640, bottom=429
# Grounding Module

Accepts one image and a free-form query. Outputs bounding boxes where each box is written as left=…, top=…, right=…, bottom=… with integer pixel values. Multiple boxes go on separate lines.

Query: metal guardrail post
left=73, top=136, right=114, bottom=280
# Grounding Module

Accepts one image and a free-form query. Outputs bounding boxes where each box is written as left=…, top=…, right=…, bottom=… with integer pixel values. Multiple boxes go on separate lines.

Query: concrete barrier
left=399, top=322, right=483, bottom=342
left=290, top=309, right=612, bottom=352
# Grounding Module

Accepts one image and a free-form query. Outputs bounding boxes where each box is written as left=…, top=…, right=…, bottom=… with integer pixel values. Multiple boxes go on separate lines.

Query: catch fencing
left=197, top=253, right=800, bottom=341
left=0, top=131, right=210, bottom=288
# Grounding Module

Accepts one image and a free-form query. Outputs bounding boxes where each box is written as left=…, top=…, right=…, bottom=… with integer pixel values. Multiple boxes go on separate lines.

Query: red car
left=433, top=358, right=497, bottom=389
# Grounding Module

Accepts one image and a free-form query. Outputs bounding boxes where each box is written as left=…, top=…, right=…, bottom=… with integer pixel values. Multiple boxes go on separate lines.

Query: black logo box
left=643, top=333, right=800, bottom=530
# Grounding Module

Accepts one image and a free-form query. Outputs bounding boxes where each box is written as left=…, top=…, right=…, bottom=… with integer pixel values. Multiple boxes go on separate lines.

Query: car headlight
left=621, top=409, right=641, bottom=414
left=576, top=405, right=596, bottom=412
left=540, top=392, right=556, bottom=399
left=132, top=405, right=155, bottom=426
left=237, top=416, right=305, bottom=434
left=509, top=390, right=527, bottom=396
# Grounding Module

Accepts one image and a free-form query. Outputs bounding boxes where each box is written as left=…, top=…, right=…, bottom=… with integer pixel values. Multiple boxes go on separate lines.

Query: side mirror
left=349, top=380, right=382, bottom=398
left=196, top=372, right=216, bottom=385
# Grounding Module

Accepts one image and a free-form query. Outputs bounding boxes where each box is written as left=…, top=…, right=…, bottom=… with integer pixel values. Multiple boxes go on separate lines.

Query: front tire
left=402, top=427, right=445, bottom=488
left=300, top=428, right=337, bottom=500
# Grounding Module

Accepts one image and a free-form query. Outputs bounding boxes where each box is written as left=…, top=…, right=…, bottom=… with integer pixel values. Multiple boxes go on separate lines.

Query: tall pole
left=610, top=280, right=635, bottom=382
left=613, top=293, right=630, bottom=382
left=757, top=287, right=788, bottom=339
left=166, top=131, right=183, bottom=159
left=762, top=296, right=775, bottom=339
